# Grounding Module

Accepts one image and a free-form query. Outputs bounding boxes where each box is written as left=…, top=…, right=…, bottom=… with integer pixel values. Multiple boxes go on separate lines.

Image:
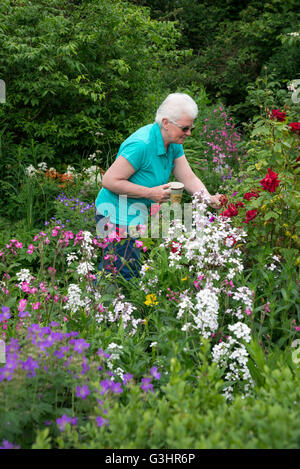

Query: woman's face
left=162, top=114, right=194, bottom=146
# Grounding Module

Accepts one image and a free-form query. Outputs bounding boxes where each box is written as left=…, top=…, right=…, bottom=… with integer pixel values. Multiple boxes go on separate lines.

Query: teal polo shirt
left=95, top=122, right=184, bottom=226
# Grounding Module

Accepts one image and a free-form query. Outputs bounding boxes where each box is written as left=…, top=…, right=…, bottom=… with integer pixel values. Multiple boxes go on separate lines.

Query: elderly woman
left=95, top=93, right=223, bottom=280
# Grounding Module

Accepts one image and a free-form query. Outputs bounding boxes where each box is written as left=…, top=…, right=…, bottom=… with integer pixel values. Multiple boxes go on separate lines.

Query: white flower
left=228, top=322, right=251, bottom=342
left=66, top=252, right=78, bottom=265
left=16, top=268, right=35, bottom=283
left=76, top=261, right=94, bottom=277
left=25, top=165, right=38, bottom=177
left=37, top=162, right=47, bottom=171
left=64, top=284, right=86, bottom=312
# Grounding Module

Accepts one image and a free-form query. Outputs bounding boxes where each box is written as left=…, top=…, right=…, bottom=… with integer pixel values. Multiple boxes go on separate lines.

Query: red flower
left=243, top=209, right=258, bottom=224
left=219, top=194, right=228, bottom=207
left=270, top=109, right=286, bottom=122
left=243, top=191, right=259, bottom=201
left=260, top=168, right=280, bottom=193
left=293, top=156, right=300, bottom=170
left=220, top=203, right=239, bottom=218
left=272, top=109, right=286, bottom=121
left=235, top=201, right=245, bottom=208
left=289, top=122, right=300, bottom=135
left=170, top=240, right=182, bottom=254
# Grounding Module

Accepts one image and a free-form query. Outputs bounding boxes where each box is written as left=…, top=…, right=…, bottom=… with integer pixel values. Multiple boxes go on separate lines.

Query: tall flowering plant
left=134, top=195, right=255, bottom=400
left=221, top=108, right=300, bottom=257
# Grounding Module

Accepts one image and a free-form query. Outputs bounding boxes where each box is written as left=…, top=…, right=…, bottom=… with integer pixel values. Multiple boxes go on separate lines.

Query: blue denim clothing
left=95, top=212, right=141, bottom=281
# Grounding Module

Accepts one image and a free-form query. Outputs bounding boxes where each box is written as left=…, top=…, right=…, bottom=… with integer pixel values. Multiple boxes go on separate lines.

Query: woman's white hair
left=155, top=93, right=198, bottom=126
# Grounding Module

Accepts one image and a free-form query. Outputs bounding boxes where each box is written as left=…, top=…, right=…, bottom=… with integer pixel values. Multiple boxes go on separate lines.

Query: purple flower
left=97, top=348, right=111, bottom=359
left=110, top=381, right=123, bottom=394
left=150, top=366, right=161, bottom=380
left=100, top=379, right=112, bottom=394
left=140, top=377, right=153, bottom=393
left=0, top=365, right=14, bottom=382
left=70, top=338, right=90, bottom=354
left=123, top=373, right=133, bottom=385
left=56, top=414, right=77, bottom=431
left=50, top=321, right=60, bottom=327
left=54, top=346, right=70, bottom=359
left=76, top=384, right=90, bottom=399
left=18, top=311, right=31, bottom=319
left=0, top=439, right=20, bottom=449
left=21, top=356, right=39, bottom=378
left=0, top=307, right=10, bottom=322
left=96, top=416, right=109, bottom=427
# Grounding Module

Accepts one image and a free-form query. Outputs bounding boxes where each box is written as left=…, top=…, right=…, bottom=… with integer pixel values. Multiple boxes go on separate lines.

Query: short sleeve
left=117, top=140, right=145, bottom=172
left=172, top=144, right=184, bottom=160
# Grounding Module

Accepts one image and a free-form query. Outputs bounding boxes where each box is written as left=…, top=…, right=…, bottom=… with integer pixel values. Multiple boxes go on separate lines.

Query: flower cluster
left=94, top=294, right=143, bottom=336
left=212, top=321, right=253, bottom=400
left=259, top=168, right=280, bottom=193
left=138, top=196, right=254, bottom=398
left=200, top=106, right=243, bottom=181
left=270, top=109, right=286, bottom=122
left=0, top=321, right=152, bottom=445
left=289, top=122, right=300, bottom=135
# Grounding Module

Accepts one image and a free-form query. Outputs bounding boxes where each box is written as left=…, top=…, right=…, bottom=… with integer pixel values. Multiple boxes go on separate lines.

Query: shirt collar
left=153, top=122, right=167, bottom=157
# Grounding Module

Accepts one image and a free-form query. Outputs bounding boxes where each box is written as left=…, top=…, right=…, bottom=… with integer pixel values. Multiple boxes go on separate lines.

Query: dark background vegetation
left=0, top=0, right=299, bottom=217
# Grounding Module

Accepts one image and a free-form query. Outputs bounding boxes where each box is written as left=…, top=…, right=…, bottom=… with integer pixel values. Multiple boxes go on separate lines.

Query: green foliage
left=0, top=0, right=185, bottom=166
left=130, top=1, right=300, bottom=122
left=183, top=101, right=245, bottom=195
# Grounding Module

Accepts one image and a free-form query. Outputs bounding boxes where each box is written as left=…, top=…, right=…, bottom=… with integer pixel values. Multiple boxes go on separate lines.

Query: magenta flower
left=17, top=299, right=27, bottom=312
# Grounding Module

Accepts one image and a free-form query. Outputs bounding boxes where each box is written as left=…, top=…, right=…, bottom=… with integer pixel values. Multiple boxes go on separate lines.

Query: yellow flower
left=285, top=231, right=291, bottom=237
left=144, top=294, right=158, bottom=306
left=181, top=277, right=187, bottom=281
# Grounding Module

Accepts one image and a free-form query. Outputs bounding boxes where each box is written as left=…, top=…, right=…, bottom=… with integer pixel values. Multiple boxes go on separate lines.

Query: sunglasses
left=169, top=119, right=195, bottom=133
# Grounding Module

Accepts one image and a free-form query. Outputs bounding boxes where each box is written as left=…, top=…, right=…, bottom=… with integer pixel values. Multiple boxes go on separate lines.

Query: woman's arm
left=173, top=155, right=223, bottom=208
left=102, top=155, right=171, bottom=203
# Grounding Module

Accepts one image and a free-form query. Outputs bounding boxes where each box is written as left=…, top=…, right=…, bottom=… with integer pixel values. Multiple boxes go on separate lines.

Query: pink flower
left=52, top=226, right=61, bottom=237
left=27, top=244, right=35, bottom=254
left=135, top=240, right=144, bottom=248
left=245, top=309, right=252, bottom=316
left=149, top=204, right=161, bottom=216
left=31, top=302, right=41, bottom=310
left=18, top=299, right=28, bottom=312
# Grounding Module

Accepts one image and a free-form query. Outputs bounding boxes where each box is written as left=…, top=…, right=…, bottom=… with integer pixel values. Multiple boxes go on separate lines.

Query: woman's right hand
left=148, top=184, right=171, bottom=203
